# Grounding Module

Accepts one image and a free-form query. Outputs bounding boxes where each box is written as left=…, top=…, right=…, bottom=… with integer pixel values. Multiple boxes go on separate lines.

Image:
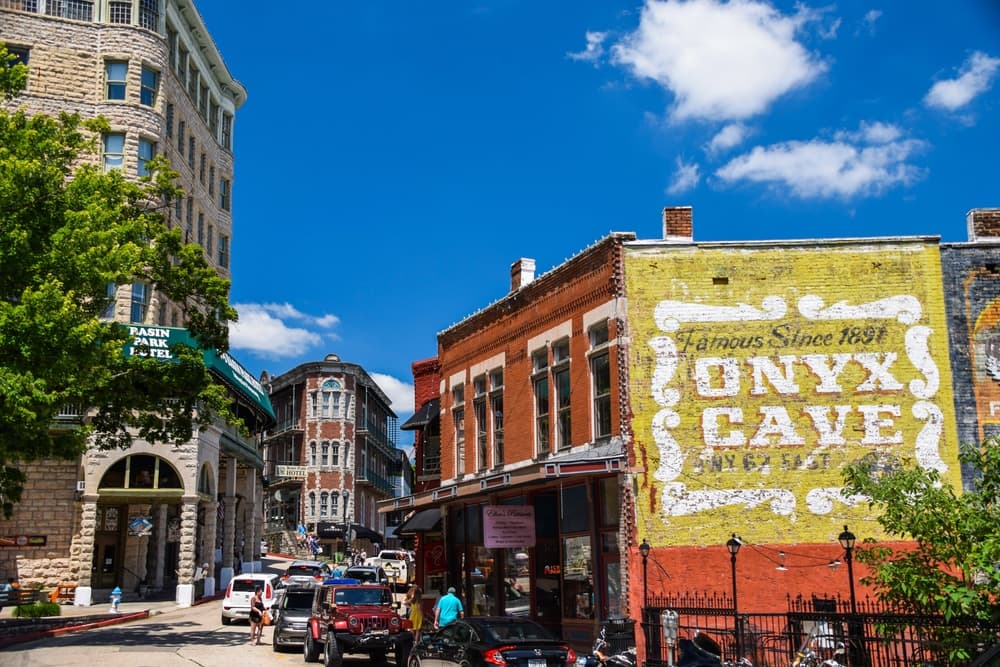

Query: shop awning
left=315, top=522, right=384, bottom=543
left=400, top=398, right=439, bottom=431
left=396, top=508, right=442, bottom=535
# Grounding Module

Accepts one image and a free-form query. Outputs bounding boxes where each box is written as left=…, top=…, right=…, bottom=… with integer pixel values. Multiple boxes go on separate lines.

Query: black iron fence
left=641, top=593, right=999, bottom=667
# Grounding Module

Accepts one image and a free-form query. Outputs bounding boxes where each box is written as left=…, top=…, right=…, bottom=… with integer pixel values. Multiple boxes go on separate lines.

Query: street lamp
left=838, top=525, right=858, bottom=615
left=342, top=489, right=350, bottom=561
left=726, top=534, right=742, bottom=659
left=639, top=539, right=651, bottom=607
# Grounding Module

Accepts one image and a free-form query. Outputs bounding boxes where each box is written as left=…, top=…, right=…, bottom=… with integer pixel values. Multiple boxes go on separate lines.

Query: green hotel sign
left=123, top=325, right=275, bottom=420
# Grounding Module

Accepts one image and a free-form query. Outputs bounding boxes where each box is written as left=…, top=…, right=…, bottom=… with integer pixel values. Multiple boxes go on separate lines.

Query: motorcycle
left=677, top=632, right=753, bottom=667
left=576, top=625, right=638, bottom=667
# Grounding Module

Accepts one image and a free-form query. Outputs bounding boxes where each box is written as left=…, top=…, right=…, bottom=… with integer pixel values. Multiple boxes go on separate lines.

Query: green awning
left=121, top=325, right=275, bottom=420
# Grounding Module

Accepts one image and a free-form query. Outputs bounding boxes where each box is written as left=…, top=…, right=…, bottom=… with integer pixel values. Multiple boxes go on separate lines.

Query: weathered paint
left=625, top=242, right=961, bottom=546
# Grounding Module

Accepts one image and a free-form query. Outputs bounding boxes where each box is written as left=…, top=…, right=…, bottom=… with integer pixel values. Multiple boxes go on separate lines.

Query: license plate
left=529, top=660, right=547, bottom=667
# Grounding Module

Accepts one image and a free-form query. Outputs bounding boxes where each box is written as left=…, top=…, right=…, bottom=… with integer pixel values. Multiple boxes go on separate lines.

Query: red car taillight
left=265, top=583, right=272, bottom=598
left=565, top=646, right=577, bottom=663
left=483, top=646, right=512, bottom=666
left=225, top=582, right=233, bottom=598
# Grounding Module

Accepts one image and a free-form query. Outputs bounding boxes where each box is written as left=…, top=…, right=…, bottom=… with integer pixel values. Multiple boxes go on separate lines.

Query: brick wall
left=0, top=460, right=79, bottom=588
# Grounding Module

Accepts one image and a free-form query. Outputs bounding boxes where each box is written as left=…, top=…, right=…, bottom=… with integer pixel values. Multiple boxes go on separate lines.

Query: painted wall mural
left=625, top=243, right=961, bottom=546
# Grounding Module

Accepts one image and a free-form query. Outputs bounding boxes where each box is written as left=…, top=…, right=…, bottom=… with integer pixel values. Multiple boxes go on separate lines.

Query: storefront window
left=563, top=535, right=594, bottom=619
left=472, top=545, right=495, bottom=616
left=503, top=547, right=532, bottom=616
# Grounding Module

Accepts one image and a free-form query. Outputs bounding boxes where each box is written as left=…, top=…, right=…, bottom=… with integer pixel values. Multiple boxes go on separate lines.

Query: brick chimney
left=511, top=258, right=536, bottom=291
left=967, top=208, right=1000, bottom=241
left=663, top=206, right=693, bottom=240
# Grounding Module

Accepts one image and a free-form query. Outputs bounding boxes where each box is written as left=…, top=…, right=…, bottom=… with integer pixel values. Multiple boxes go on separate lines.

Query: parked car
left=344, top=565, right=389, bottom=587
left=408, top=617, right=577, bottom=667
left=221, top=572, right=280, bottom=625
left=281, top=560, right=332, bottom=587
left=271, top=585, right=317, bottom=651
left=365, top=549, right=414, bottom=586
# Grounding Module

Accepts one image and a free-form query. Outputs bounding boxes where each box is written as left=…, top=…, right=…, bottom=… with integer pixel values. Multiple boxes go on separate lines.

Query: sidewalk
left=0, top=592, right=222, bottom=649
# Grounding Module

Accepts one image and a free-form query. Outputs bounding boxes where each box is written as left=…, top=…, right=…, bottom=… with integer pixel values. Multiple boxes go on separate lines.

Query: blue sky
left=198, top=1, right=1000, bottom=435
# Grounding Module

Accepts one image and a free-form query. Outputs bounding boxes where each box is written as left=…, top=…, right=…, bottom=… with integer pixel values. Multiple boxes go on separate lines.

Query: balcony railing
left=265, top=418, right=302, bottom=439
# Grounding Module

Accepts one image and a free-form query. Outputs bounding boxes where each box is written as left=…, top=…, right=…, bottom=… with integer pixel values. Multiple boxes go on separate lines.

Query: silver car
left=271, top=585, right=317, bottom=651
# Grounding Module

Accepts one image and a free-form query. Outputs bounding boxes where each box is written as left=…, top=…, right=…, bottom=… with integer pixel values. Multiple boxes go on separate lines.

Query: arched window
left=322, top=379, right=342, bottom=418
left=330, top=441, right=340, bottom=467
left=320, top=492, right=329, bottom=517
left=309, top=442, right=317, bottom=467
left=197, top=463, right=213, bottom=495
left=99, top=454, right=183, bottom=492
left=321, top=441, right=329, bottom=467
left=309, top=492, right=316, bottom=518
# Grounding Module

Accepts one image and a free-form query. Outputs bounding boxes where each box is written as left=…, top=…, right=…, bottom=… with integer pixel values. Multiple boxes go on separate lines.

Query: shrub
left=13, top=601, right=61, bottom=618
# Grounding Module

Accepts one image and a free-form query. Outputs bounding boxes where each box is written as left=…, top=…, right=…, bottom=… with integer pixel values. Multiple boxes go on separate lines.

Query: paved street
left=1, top=592, right=404, bottom=666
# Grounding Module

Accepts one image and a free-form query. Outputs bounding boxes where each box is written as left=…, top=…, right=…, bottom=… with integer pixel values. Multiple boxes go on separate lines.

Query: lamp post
left=838, top=525, right=857, bottom=615
left=342, top=489, right=350, bottom=561
left=639, top=539, right=651, bottom=607
left=726, top=533, right=742, bottom=660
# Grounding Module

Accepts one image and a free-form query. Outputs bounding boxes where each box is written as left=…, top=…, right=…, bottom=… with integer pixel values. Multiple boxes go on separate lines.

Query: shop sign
left=0, top=535, right=46, bottom=547
left=483, top=506, right=535, bottom=548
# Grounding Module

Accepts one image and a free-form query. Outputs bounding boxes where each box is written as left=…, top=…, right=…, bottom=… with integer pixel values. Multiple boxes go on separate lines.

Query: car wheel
left=221, top=615, right=232, bottom=626
left=304, top=633, right=320, bottom=662
left=395, top=641, right=413, bottom=667
left=324, top=638, right=343, bottom=667
left=272, top=632, right=281, bottom=652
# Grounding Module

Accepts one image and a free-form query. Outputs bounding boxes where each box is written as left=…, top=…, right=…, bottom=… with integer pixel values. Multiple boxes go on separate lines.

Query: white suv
left=365, top=550, right=413, bottom=585
left=221, top=572, right=279, bottom=625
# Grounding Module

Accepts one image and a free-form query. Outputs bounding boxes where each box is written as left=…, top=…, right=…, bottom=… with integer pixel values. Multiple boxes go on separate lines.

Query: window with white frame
left=109, top=0, right=131, bottom=24
left=331, top=441, right=340, bottom=467
left=187, top=136, right=195, bottom=169
left=474, top=376, right=487, bottom=471
left=309, top=441, right=317, bottom=466
left=553, top=339, right=571, bottom=449
left=100, top=283, right=117, bottom=320
left=309, top=492, right=316, bottom=518
left=105, top=60, right=127, bottom=100
left=137, top=138, right=155, bottom=177
left=321, top=441, right=329, bottom=467
left=220, top=178, right=231, bottom=210
left=321, top=379, right=341, bottom=418
left=331, top=494, right=339, bottom=517
left=453, top=384, right=465, bottom=476
left=165, top=102, right=174, bottom=138
left=221, top=113, right=233, bottom=150
left=140, top=66, right=158, bottom=106
left=589, top=321, right=612, bottom=440
left=48, top=1, right=94, bottom=21
left=490, top=368, right=504, bottom=467
left=130, top=282, right=149, bottom=323
left=139, top=0, right=158, bottom=30
left=102, top=133, right=124, bottom=171
left=218, top=235, right=229, bottom=268
left=320, top=492, right=329, bottom=517
left=532, top=348, right=550, bottom=456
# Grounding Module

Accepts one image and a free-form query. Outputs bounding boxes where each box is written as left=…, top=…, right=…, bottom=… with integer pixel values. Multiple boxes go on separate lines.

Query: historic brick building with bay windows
left=262, top=355, right=400, bottom=558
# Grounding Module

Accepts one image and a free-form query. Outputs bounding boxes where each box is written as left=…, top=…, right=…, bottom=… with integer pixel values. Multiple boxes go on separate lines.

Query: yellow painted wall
left=625, top=242, right=960, bottom=547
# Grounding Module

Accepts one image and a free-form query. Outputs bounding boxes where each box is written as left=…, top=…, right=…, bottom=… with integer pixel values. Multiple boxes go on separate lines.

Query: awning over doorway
left=396, top=508, right=442, bottom=535
left=315, top=522, right=384, bottom=543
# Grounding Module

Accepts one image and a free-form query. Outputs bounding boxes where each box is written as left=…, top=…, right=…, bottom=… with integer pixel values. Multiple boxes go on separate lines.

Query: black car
left=409, top=617, right=577, bottom=667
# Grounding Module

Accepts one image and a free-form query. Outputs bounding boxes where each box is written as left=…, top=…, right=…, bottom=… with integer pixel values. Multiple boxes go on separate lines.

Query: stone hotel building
left=0, top=0, right=267, bottom=608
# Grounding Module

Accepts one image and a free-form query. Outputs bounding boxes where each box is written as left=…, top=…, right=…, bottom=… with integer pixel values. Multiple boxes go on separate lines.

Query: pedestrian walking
left=433, top=586, right=463, bottom=630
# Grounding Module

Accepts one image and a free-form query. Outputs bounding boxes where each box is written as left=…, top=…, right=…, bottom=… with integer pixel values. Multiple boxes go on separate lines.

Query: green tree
left=842, top=441, right=1000, bottom=658
left=0, top=44, right=237, bottom=516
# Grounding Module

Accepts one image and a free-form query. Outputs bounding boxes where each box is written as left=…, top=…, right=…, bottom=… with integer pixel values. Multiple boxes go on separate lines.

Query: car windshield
left=282, top=590, right=315, bottom=610
left=348, top=569, right=381, bottom=583
left=287, top=565, right=321, bottom=577
left=482, top=621, right=555, bottom=642
left=231, top=579, right=261, bottom=593
left=335, top=588, right=391, bottom=605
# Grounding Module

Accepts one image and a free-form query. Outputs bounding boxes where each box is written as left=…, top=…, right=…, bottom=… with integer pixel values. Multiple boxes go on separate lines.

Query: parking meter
left=661, top=610, right=679, bottom=667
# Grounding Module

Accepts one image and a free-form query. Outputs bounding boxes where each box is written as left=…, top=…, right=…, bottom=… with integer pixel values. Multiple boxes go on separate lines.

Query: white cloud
left=370, top=373, right=415, bottom=414
left=229, top=302, right=338, bottom=358
left=666, top=157, right=701, bottom=194
left=924, top=51, right=1000, bottom=112
left=860, top=9, right=881, bottom=35
left=715, top=122, right=926, bottom=199
left=610, top=0, right=827, bottom=121
left=567, top=31, right=608, bottom=64
left=706, top=123, right=750, bottom=154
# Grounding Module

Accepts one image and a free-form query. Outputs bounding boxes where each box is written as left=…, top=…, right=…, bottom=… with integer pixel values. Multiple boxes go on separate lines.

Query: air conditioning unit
left=76, top=481, right=86, bottom=492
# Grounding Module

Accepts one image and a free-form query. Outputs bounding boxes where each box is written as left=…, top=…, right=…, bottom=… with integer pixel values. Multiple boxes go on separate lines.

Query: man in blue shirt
left=433, top=587, right=464, bottom=629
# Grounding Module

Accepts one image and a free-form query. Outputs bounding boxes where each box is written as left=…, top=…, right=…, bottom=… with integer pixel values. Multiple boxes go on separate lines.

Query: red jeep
left=304, top=579, right=413, bottom=667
